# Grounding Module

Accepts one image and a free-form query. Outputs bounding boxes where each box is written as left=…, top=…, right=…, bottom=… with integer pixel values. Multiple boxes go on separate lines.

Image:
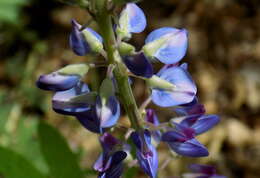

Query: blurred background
left=0, top=0, right=260, bottom=177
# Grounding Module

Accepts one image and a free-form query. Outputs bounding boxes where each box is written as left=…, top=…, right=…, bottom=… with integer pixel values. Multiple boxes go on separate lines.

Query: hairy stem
left=95, top=2, right=142, bottom=130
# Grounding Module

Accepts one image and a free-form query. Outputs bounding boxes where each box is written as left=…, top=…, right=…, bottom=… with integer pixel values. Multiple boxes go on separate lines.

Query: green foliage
left=0, top=145, right=47, bottom=178
left=38, top=121, right=84, bottom=178
left=0, top=0, right=28, bottom=24
left=123, top=167, right=138, bottom=178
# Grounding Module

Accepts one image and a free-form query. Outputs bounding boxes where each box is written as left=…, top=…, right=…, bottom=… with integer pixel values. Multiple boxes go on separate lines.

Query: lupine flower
left=123, top=52, right=153, bottom=78
left=143, top=27, right=188, bottom=64
left=70, top=19, right=103, bottom=56
left=162, top=115, right=219, bottom=157
left=151, top=66, right=197, bottom=107
left=131, top=130, right=158, bottom=178
left=94, top=133, right=127, bottom=178
left=117, top=3, right=146, bottom=39
left=36, top=72, right=80, bottom=91
left=145, top=109, right=161, bottom=143
left=183, top=164, right=226, bottom=178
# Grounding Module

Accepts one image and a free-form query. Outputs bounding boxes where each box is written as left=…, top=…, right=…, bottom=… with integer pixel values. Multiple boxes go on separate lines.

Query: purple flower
left=94, top=133, right=127, bottom=178
left=145, top=109, right=161, bottom=143
left=151, top=66, right=197, bottom=107
left=52, top=81, right=91, bottom=115
left=186, top=164, right=226, bottom=178
left=75, top=95, right=120, bottom=133
left=123, top=52, right=153, bottom=78
left=179, top=115, right=220, bottom=135
left=117, top=3, right=146, bottom=39
left=36, top=72, right=80, bottom=91
left=131, top=130, right=158, bottom=178
left=69, top=19, right=103, bottom=56
left=162, top=115, right=219, bottom=157
left=143, top=27, right=188, bottom=64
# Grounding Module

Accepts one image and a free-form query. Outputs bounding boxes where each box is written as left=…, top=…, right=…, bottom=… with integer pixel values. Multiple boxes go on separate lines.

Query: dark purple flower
left=52, top=82, right=91, bottom=115
left=162, top=115, right=219, bottom=157
left=123, top=53, right=153, bottom=78
left=36, top=72, right=80, bottom=92
left=145, top=109, right=161, bottom=143
left=179, top=114, right=220, bottom=135
left=186, top=164, right=226, bottom=178
left=131, top=130, right=158, bottom=178
left=94, top=133, right=127, bottom=178
left=75, top=95, right=121, bottom=133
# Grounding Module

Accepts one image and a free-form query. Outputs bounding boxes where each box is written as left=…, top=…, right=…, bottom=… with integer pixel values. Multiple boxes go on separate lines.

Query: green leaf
left=38, top=121, right=84, bottom=178
left=12, top=116, right=49, bottom=174
left=0, top=145, right=46, bottom=178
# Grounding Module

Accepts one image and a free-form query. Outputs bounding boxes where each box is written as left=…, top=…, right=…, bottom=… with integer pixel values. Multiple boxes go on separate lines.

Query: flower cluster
left=36, top=2, right=223, bottom=178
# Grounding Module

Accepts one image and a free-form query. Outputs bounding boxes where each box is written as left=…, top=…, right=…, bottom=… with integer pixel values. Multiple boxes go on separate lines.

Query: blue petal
left=145, top=109, right=161, bottom=143
left=151, top=66, right=197, bottom=107
left=76, top=109, right=102, bottom=134
left=125, top=3, right=146, bottom=33
left=36, top=72, right=80, bottom=91
left=145, top=27, right=188, bottom=64
left=168, top=138, right=209, bottom=157
left=99, top=151, right=127, bottom=178
left=191, top=115, right=220, bottom=135
left=83, top=27, right=103, bottom=43
left=96, top=96, right=120, bottom=128
left=161, top=131, right=187, bottom=142
left=136, top=145, right=158, bottom=178
left=145, top=109, right=160, bottom=126
left=52, top=82, right=90, bottom=115
left=94, top=153, right=112, bottom=172
left=130, top=131, right=142, bottom=150
left=145, top=27, right=180, bottom=43
left=123, top=53, right=153, bottom=78
left=69, top=19, right=90, bottom=56
left=180, top=63, right=188, bottom=70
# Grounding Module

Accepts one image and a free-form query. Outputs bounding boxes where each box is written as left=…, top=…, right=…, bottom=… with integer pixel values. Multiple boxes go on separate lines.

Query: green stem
left=95, top=2, right=142, bottom=130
